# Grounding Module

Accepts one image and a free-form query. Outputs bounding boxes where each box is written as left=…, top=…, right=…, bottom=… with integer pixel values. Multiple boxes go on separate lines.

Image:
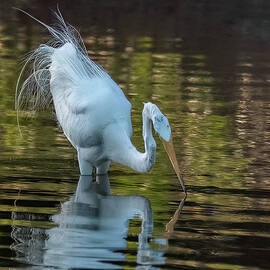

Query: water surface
left=0, top=1, right=270, bottom=269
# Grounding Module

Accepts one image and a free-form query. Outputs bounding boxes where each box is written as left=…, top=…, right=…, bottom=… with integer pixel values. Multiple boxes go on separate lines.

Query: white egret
left=15, top=9, right=186, bottom=192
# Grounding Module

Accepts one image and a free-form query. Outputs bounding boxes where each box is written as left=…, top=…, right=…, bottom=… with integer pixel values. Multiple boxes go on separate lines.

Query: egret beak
left=161, top=136, right=186, bottom=193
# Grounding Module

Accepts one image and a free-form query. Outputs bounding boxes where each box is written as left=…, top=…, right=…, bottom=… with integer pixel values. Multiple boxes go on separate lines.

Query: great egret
left=15, top=9, right=186, bottom=192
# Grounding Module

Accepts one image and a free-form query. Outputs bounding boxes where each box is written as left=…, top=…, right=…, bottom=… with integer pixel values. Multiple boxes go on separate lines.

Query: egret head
left=151, top=105, right=171, bottom=142
left=148, top=103, right=186, bottom=193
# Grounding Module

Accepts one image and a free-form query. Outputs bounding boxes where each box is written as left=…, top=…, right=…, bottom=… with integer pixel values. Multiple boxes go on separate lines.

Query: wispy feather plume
left=15, top=8, right=107, bottom=112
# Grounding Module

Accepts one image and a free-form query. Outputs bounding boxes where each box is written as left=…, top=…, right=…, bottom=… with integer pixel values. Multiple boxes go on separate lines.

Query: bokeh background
left=0, top=1, right=270, bottom=269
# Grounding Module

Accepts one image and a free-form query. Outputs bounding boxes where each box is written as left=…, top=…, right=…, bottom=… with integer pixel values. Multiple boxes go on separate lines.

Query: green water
left=0, top=1, right=270, bottom=269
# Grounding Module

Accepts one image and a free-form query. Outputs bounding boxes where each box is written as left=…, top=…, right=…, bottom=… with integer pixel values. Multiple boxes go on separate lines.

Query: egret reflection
left=11, top=174, right=167, bottom=269
left=165, top=194, right=186, bottom=234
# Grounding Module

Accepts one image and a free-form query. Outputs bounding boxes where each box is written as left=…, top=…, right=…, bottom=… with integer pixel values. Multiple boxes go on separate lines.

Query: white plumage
left=16, top=9, right=186, bottom=192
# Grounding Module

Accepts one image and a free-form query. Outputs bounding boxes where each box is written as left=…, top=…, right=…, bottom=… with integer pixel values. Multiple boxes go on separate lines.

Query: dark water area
left=0, top=0, right=270, bottom=269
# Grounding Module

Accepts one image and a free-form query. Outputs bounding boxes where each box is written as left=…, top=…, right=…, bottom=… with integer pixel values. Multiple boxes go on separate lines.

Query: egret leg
left=97, top=160, right=111, bottom=175
left=78, top=149, right=93, bottom=175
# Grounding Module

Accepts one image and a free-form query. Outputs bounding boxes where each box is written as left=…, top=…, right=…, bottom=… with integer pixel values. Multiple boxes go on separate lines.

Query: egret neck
left=105, top=103, right=157, bottom=173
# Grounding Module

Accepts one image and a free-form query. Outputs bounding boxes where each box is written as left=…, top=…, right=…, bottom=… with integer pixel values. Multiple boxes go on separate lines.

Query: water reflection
left=165, top=194, right=186, bottom=234
left=11, top=174, right=166, bottom=269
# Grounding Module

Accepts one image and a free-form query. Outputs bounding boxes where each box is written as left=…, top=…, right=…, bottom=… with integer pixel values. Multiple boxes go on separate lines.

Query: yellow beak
left=161, top=136, right=186, bottom=193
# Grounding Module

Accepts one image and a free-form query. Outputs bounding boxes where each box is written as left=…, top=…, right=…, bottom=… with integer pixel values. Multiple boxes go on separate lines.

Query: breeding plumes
left=15, top=9, right=186, bottom=193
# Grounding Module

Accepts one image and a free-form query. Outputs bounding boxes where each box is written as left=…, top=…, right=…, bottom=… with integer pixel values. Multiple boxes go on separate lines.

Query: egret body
left=16, top=9, right=186, bottom=192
